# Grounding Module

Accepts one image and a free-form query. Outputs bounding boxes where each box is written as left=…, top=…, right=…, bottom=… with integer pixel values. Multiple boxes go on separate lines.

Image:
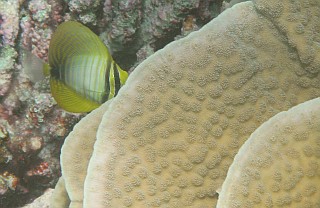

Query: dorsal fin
left=48, top=21, right=111, bottom=70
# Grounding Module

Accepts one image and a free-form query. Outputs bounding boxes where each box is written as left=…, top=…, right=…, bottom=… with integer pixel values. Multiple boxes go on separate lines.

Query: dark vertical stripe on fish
left=113, top=62, right=121, bottom=96
left=103, top=59, right=112, bottom=101
left=50, top=67, right=60, bottom=79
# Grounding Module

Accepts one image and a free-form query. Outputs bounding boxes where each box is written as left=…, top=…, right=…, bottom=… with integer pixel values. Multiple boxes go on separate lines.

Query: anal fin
left=50, top=78, right=100, bottom=113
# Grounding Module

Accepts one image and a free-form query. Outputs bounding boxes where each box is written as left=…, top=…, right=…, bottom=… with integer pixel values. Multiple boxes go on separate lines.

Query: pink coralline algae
left=100, top=0, right=223, bottom=55
left=0, top=1, right=83, bottom=202
left=68, top=0, right=101, bottom=25
left=0, top=74, right=83, bottom=206
left=0, top=0, right=20, bottom=47
left=21, top=0, right=64, bottom=61
left=0, top=71, right=13, bottom=97
left=98, top=0, right=223, bottom=69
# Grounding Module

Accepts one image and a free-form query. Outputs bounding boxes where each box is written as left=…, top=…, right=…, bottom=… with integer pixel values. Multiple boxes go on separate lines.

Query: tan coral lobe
left=50, top=177, right=70, bottom=208
left=217, top=98, right=320, bottom=208
left=82, top=1, right=320, bottom=207
left=54, top=100, right=112, bottom=207
left=51, top=0, right=320, bottom=207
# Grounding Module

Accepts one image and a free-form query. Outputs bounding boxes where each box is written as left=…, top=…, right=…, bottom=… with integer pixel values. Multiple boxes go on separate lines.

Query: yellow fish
left=24, top=21, right=128, bottom=113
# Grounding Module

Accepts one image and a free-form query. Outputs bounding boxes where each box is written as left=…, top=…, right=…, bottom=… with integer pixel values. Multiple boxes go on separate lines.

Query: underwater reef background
left=0, top=0, right=225, bottom=207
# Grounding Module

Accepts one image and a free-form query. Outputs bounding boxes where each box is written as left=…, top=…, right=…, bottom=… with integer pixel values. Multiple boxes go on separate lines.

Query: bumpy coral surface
left=50, top=177, right=69, bottom=208
left=60, top=100, right=112, bottom=207
left=78, top=1, right=320, bottom=207
left=2, top=0, right=319, bottom=207
left=217, top=98, right=320, bottom=207
left=1, top=0, right=220, bottom=207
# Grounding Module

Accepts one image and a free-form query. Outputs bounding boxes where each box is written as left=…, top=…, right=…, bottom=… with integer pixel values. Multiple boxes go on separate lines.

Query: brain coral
left=217, top=98, right=320, bottom=208
left=74, top=0, right=320, bottom=207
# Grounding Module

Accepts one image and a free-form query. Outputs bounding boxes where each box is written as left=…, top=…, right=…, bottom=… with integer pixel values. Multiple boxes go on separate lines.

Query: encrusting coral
left=59, top=100, right=112, bottom=207
left=1, top=0, right=225, bottom=206
left=50, top=177, right=70, bottom=208
left=52, top=0, right=320, bottom=207
left=217, top=98, right=320, bottom=207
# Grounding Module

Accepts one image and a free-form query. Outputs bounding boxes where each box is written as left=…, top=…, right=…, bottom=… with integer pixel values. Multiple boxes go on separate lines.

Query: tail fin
left=21, top=49, right=50, bottom=83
